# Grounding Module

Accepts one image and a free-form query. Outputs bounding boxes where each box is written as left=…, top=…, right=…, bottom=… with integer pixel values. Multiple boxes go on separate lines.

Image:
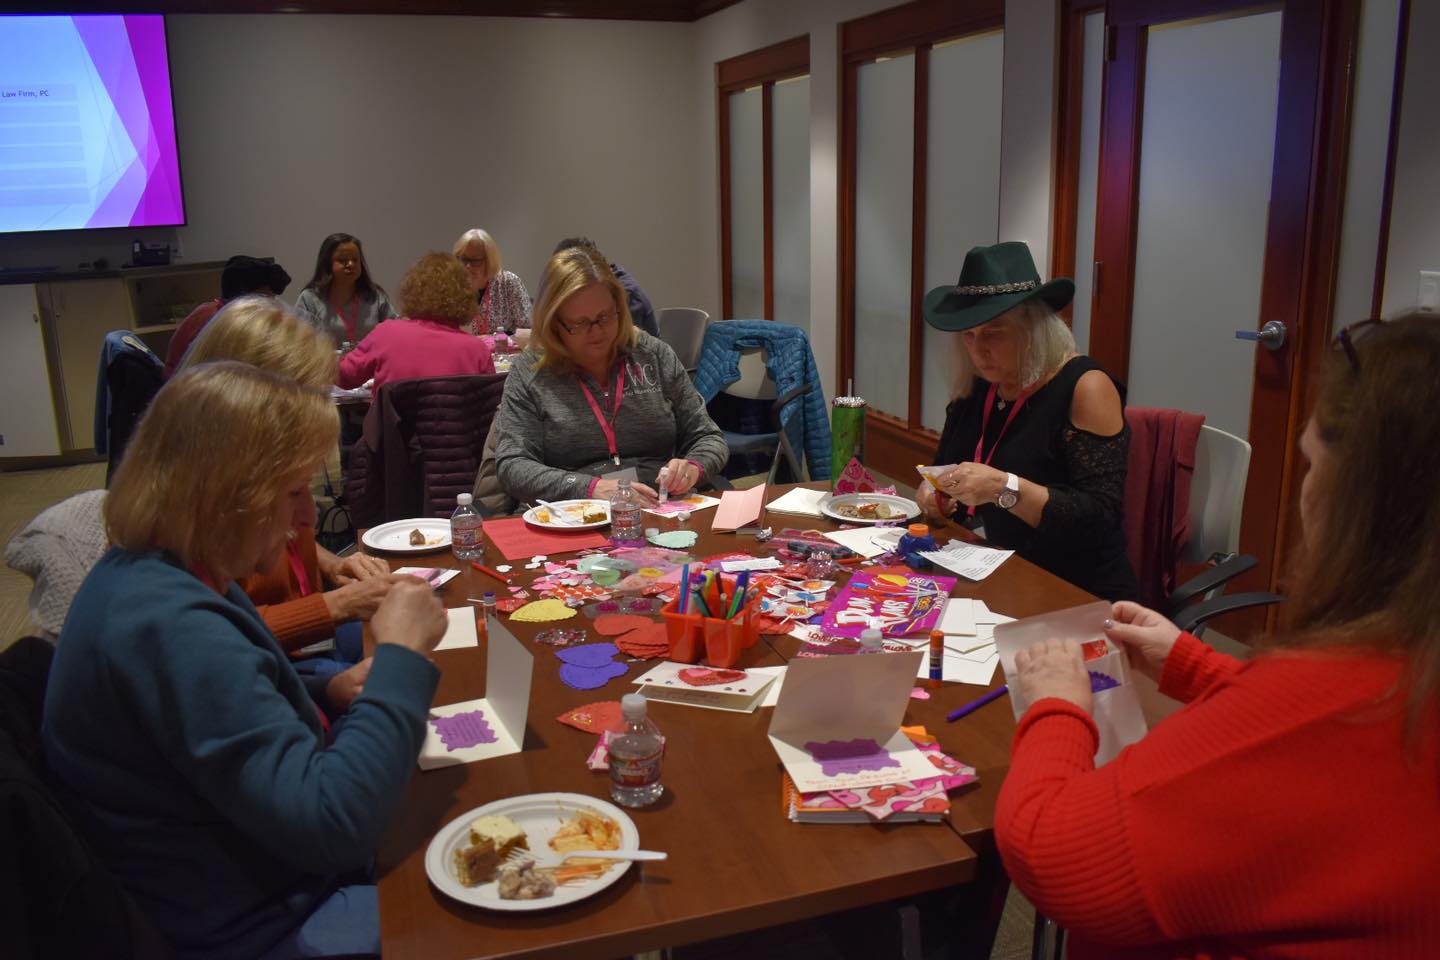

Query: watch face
left=997, top=490, right=1018, bottom=510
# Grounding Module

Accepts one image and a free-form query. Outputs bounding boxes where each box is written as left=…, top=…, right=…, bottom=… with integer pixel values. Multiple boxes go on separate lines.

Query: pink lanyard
left=967, top=382, right=1033, bottom=517
left=286, top=539, right=314, bottom=597
left=577, top=366, right=627, bottom=466
left=335, top=296, right=360, bottom=342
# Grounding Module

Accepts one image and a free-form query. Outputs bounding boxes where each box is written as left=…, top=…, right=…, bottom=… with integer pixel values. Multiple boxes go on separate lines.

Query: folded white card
left=434, top=606, right=479, bottom=651
left=418, top=617, right=533, bottom=769
left=632, top=661, right=778, bottom=713
left=768, top=651, right=934, bottom=792
left=766, top=487, right=829, bottom=517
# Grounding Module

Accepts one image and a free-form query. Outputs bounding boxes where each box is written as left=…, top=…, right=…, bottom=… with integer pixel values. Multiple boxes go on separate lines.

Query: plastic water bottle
left=609, top=479, right=644, bottom=545
left=859, top=627, right=884, bottom=653
left=451, top=493, right=484, bottom=560
left=609, top=693, right=664, bottom=808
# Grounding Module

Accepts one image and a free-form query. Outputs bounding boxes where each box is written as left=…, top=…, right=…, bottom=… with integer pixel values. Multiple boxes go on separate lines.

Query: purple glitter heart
left=431, top=710, right=498, bottom=751
left=803, top=738, right=902, bottom=777
left=1089, top=671, right=1120, bottom=692
left=556, top=642, right=621, bottom=667
left=559, top=660, right=629, bottom=690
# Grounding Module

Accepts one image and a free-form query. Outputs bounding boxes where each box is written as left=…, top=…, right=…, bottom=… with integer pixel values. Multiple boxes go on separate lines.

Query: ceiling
left=20, top=1, right=744, bottom=21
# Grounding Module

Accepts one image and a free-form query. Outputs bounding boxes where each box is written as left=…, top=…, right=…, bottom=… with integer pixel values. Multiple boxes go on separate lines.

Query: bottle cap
left=483, top=591, right=496, bottom=602
left=859, top=628, right=883, bottom=649
left=908, top=523, right=929, bottom=537
left=621, top=693, right=647, bottom=718
left=457, top=493, right=473, bottom=506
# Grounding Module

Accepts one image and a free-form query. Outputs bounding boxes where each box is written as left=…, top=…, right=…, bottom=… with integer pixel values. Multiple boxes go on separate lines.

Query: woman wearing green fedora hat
left=919, top=241, right=1138, bottom=601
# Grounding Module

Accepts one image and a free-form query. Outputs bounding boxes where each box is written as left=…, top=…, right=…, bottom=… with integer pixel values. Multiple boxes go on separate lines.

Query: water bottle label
left=453, top=524, right=482, bottom=549
left=610, top=748, right=662, bottom=787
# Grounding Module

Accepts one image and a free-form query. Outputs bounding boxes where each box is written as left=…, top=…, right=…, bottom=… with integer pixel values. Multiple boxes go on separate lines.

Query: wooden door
left=1088, top=0, right=1358, bottom=631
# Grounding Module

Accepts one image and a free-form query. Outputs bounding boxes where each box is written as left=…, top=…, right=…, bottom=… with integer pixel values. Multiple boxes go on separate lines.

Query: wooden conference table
left=368, top=483, right=1094, bottom=960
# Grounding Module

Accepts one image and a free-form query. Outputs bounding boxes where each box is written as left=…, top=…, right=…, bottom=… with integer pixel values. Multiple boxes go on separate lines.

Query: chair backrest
left=721, top=346, right=777, bottom=400
left=656, top=307, right=710, bottom=369
left=1184, top=424, right=1251, bottom=565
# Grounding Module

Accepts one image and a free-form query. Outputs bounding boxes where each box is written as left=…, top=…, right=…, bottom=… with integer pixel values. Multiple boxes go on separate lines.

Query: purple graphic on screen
left=1089, top=671, right=1120, bottom=692
left=2, top=16, right=184, bottom=234
left=431, top=710, right=498, bottom=751
left=804, top=738, right=902, bottom=777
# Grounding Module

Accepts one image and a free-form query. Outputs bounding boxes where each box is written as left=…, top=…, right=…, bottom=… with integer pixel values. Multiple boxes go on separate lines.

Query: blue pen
left=728, top=571, right=750, bottom=618
left=678, top=564, right=691, bottom=613
left=946, top=685, right=1009, bottom=722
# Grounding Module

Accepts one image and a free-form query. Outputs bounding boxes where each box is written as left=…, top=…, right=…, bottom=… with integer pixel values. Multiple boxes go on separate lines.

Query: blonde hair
left=453, top=228, right=501, bottom=274
left=106, top=362, right=338, bottom=578
left=531, top=244, right=637, bottom=374
left=952, top=299, right=1077, bottom=399
left=399, top=253, right=476, bottom=325
left=180, top=295, right=337, bottom=388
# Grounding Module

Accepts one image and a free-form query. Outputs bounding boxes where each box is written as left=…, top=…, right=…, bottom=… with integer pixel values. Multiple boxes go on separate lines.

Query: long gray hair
left=947, top=299, right=1077, bottom=399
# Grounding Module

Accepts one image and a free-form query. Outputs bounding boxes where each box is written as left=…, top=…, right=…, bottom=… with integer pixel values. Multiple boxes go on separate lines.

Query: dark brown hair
left=1282, top=311, right=1440, bottom=734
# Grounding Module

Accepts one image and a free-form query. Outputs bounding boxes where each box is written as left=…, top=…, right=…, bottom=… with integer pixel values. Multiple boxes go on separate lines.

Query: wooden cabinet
left=1, top=261, right=225, bottom=463
left=0, top=284, right=62, bottom=458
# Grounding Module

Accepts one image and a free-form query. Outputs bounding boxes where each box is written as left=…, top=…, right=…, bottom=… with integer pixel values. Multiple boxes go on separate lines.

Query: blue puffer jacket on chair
left=693, top=320, right=832, bottom=481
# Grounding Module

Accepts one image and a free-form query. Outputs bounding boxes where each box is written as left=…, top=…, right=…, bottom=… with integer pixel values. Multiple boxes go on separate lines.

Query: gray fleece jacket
left=494, top=332, right=728, bottom=503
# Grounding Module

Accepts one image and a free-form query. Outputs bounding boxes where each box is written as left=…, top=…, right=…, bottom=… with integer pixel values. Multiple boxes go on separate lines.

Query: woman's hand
left=324, top=657, right=372, bottom=713
left=659, top=459, right=702, bottom=495
left=1015, top=638, right=1093, bottom=713
left=1104, top=601, right=1182, bottom=682
left=322, top=574, right=401, bottom=622
left=935, top=462, right=1009, bottom=507
left=591, top=478, right=659, bottom=505
left=371, top=578, right=448, bottom=656
left=916, top=483, right=956, bottom=521
left=329, top=551, right=390, bottom=585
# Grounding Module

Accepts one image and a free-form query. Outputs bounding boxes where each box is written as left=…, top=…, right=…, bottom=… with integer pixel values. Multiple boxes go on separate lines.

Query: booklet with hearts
left=417, top=617, right=534, bottom=770
left=767, top=650, right=936, bottom=793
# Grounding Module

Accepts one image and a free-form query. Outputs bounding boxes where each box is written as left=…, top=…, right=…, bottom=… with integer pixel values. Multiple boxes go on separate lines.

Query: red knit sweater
left=995, top=631, right=1440, bottom=959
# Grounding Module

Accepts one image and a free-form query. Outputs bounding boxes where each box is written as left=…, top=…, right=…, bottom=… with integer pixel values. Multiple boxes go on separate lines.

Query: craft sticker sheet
left=767, top=651, right=936, bottom=792
left=643, top=493, right=720, bottom=517
left=418, top=619, right=533, bottom=769
left=820, top=571, right=956, bottom=638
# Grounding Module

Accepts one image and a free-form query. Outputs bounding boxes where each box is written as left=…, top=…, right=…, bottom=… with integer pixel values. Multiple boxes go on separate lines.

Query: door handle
left=1235, top=320, right=1287, bottom=351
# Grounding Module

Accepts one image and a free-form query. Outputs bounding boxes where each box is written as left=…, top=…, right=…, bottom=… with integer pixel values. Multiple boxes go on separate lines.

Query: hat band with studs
left=954, top=279, right=1039, bottom=296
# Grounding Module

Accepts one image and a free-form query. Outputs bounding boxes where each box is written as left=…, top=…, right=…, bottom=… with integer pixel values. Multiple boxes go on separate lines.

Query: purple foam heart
left=803, top=738, right=902, bottom=777
left=1089, top=670, right=1120, bottom=692
left=431, top=710, right=498, bottom=751
left=555, top=642, right=621, bottom=668
left=559, top=660, right=629, bottom=690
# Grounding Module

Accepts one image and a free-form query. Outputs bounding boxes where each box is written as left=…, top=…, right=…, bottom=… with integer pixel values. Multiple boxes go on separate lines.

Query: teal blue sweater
left=42, top=549, right=440, bottom=959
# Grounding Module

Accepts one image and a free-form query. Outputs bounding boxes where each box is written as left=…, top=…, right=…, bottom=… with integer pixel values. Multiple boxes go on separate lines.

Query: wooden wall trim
left=717, top=35, right=810, bottom=91
left=866, top=410, right=939, bottom=490
left=1050, top=0, right=1106, bottom=315
left=907, top=45, right=931, bottom=426
left=842, top=0, right=1005, bottom=62
left=1369, top=0, right=1411, bottom=320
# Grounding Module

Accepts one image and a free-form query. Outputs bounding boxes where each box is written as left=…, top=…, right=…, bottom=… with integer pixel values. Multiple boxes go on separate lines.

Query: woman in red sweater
left=996, top=311, right=1440, bottom=958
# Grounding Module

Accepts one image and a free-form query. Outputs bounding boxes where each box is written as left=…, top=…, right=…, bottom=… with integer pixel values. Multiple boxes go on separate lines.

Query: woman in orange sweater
left=996, top=311, right=1440, bottom=958
left=181, top=296, right=401, bottom=669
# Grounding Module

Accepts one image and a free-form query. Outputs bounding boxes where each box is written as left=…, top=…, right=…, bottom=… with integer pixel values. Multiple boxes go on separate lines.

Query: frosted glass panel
left=1126, top=11, right=1281, bottom=440
left=729, top=88, right=765, bottom=319
left=854, top=54, right=914, bottom=419
left=921, top=30, right=1003, bottom=432
left=772, top=75, right=810, bottom=331
left=1069, top=11, right=1105, bottom=354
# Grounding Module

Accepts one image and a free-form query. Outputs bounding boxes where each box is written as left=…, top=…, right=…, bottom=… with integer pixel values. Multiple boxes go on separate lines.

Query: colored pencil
left=678, top=564, right=691, bottom=613
left=946, top=685, right=1009, bottom=722
left=470, top=561, right=511, bottom=584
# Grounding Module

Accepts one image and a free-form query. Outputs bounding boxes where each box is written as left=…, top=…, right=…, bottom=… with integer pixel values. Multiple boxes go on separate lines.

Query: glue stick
left=928, top=628, right=944, bottom=689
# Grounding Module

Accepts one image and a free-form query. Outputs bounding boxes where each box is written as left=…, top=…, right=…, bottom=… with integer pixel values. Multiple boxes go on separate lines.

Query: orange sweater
left=240, top=526, right=334, bottom=651
left=995, top=632, right=1440, bottom=959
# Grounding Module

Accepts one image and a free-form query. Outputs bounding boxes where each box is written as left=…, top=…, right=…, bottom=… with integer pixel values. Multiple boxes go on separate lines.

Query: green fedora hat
left=922, top=241, right=1075, bottom=332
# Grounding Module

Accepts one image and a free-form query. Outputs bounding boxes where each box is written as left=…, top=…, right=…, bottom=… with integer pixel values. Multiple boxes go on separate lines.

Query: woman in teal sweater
left=43, top=362, right=447, bottom=959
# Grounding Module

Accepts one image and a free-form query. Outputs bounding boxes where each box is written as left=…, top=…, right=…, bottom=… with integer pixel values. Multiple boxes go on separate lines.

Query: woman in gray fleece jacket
left=494, top=244, right=727, bottom=505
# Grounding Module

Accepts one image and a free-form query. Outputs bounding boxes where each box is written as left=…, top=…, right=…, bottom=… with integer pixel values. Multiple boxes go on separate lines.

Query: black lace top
left=934, top=355, right=1139, bottom=601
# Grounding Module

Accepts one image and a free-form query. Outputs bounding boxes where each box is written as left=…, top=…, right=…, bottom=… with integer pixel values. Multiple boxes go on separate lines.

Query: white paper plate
left=424, top=792, right=640, bottom=912
left=522, top=499, right=611, bottom=530
left=819, top=493, right=921, bottom=526
left=361, top=518, right=451, bottom=553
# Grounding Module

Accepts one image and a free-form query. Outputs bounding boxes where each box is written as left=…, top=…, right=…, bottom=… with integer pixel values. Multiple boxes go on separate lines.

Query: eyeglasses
left=1333, top=318, right=1383, bottom=373
left=459, top=256, right=488, bottom=268
left=556, top=307, right=618, bottom=335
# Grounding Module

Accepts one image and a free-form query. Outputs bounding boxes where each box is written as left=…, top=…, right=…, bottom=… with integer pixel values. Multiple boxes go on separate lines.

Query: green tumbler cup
left=830, top=391, right=867, bottom=490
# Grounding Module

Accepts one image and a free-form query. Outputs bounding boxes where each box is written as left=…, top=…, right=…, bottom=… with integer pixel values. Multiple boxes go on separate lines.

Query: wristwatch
left=996, top=472, right=1020, bottom=510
